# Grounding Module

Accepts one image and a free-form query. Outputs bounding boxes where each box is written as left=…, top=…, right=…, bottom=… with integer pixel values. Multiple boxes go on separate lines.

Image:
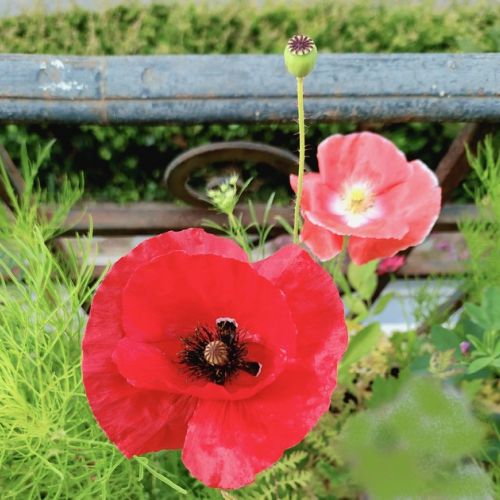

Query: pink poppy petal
left=302, top=178, right=408, bottom=239
left=290, top=172, right=323, bottom=211
left=301, top=214, right=344, bottom=261
left=348, top=160, right=441, bottom=264
left=317, top=132, right=412, bottom=192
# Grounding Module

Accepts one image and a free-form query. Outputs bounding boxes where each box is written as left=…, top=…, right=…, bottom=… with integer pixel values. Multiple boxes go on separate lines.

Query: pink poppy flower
left=290, top=132, right=441, bottom=264
left=82, top=228, right=347, bottom=489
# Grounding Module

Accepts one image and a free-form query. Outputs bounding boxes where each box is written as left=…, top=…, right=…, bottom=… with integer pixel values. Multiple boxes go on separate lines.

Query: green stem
left=228, top=212, right=252, bottom=257
left=293, top=76, right=306, bottom=244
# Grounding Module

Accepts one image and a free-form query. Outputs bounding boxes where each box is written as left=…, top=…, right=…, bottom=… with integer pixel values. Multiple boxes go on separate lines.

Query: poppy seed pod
left=284, top=34, right=318, bottom=78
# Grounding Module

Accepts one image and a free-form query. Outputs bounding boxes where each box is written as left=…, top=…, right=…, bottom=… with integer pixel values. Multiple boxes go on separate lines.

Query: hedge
left=0, top=0, right=498, bottom=202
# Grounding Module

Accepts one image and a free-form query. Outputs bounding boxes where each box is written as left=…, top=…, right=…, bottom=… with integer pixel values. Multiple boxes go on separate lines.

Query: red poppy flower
left=82, top=228, right=347, bottom=489
left=291, top=132, right=441, bottom=264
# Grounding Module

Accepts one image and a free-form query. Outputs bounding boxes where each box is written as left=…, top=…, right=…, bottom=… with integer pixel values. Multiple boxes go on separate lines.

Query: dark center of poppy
left=178, top=318, right=261, bottom=385
left=287, top=34, right=315, bottom=55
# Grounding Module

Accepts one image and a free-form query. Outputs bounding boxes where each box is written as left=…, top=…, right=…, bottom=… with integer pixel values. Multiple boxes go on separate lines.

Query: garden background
left=1, top=1, right=499, bottom=499
left=0, top=0, right=499, bottom=202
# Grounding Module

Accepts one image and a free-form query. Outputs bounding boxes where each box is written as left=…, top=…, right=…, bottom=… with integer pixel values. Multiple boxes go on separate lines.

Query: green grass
left=0, top=144, right=187, bottom=499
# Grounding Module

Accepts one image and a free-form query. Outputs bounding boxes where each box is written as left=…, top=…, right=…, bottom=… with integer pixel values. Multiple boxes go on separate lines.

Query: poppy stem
left=293, top=76, right=306, bottom=244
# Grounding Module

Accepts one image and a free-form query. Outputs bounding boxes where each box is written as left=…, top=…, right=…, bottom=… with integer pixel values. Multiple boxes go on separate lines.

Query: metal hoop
left=163, top=141, right=308, bottom=207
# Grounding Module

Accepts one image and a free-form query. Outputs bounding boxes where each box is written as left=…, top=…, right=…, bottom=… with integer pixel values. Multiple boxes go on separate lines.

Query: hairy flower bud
left=284, top=34, right=318, bottom=78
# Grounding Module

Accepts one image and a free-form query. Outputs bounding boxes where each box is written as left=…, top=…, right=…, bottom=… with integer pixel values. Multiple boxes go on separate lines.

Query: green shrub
left=0, top=0, right=498, bottom=201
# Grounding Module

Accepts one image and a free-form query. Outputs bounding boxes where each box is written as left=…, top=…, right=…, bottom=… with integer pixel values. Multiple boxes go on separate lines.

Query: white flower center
left=332, top=182, right=380, bottom=228
left=344, top=185, right=374, bottom=214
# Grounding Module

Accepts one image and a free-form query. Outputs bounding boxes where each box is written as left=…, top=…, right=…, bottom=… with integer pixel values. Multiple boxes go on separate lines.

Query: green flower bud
left=284, top=35, right=317, bottom=78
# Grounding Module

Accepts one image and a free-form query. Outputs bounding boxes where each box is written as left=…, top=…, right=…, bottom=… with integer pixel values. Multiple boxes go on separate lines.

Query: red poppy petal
left=84, top=370, right=196, bottom=457
left=251, top=244, right=347, bottom=445
left=120, top=251, right=296, bottom=398
left=112, top=337, right=281, bottom=402
left=112, top=338, right=185, bottom=393
left=317, top=132, right=411, bottom=192
left=301, top=214, right=344, bottom=261
left=182, top=398, right=284, bottom=489
left=83, top=229, right=247, bottom=361
left=121, top=252, right=295, bottom=350
left=182, top=245, right=347, bottom=488
left=348, top=160, right=441, bottom=264
left=128, top=228, right=248, bottom=264
left=254, top=244, right=347, bottom=379
left=83, top=229, right=246, bottom=458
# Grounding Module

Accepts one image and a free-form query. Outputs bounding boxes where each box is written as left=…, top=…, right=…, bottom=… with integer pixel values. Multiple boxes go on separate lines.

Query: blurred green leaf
left=482, top=286, right=500, bottom=329
left=467, top=356, right=495, bottom=374
left=343, top=294, right=368, bottom=317
left=371, top=292, right=394, bottom=316
left=340, top=377, right=491, bottom=499
left=338, top=323, right=382, bottom=385
left=430, top=325, right=460, bottom=352
left=347, top=260, right=378, bottom=301
left=464, top=303, right=491, bottom=330
left=367, top=369, right=410, bottom=409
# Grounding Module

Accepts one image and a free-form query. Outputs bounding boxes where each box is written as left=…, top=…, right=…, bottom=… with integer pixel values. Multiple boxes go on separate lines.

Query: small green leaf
left=430, top=325, right=460, bottom=352
left=467, top=356, right=494, bottom=374
left=347, top=260, right=378, bottom=300
left=409, top=354, right=431, bottom=373
left=464, top=303, right=490, bottom=330
left=493, top=341, right=500, bottom=357
left=483, top=286, right=500, bottom=329
left=344, top=294, right=368, bottom=317
left=371, top=292, right=394, bottom=316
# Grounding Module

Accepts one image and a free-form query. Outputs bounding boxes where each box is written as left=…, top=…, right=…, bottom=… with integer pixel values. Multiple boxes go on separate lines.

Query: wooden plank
left=0, top=145, right=25, bottom=207
left=60, top=231, right=469, bottom=279
left=435, top=123, right=494, bottom=201
left=62, top=202, right=293, bottom=235
left=395, top=233, right=469, bottom=276
left=60, top=202, right=475, bottom=236
left=0, top=54, right=498, bottom=124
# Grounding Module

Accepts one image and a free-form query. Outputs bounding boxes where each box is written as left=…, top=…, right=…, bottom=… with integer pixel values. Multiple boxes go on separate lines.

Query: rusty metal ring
left=163, top=141, right=309, bottom=207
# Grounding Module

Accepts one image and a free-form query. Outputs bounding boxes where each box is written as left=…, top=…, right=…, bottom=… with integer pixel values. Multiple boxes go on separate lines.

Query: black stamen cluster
left=179, top=320, right=260, bottom=385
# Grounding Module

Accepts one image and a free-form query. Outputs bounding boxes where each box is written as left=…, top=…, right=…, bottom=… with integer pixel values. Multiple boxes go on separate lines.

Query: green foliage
left=0, top=144, right=186, bottom=498
left=442, top=286, right=500, bottom=375
left=340, top=377, right=492, bottom=499
left=337, top=323, right=383, bottom=386
left=235, top=451, right=312, bottom=499
left=0, top=0, right=498, bottom=201
left=327, top=255, right=394, bottom=325
left=203, top=175, right=278, bottom=260
left=460, top=135, right=500, bottom=297
left=2, top=135, right=499, bottom=498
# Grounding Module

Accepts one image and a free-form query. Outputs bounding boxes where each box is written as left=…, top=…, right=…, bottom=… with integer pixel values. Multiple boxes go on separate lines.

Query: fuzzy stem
left=293, top=76, right=306, bottom=243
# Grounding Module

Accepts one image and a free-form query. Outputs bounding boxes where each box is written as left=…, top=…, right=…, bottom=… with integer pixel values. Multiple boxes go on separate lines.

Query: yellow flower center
left=345, top=186, right=374, bottom=214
